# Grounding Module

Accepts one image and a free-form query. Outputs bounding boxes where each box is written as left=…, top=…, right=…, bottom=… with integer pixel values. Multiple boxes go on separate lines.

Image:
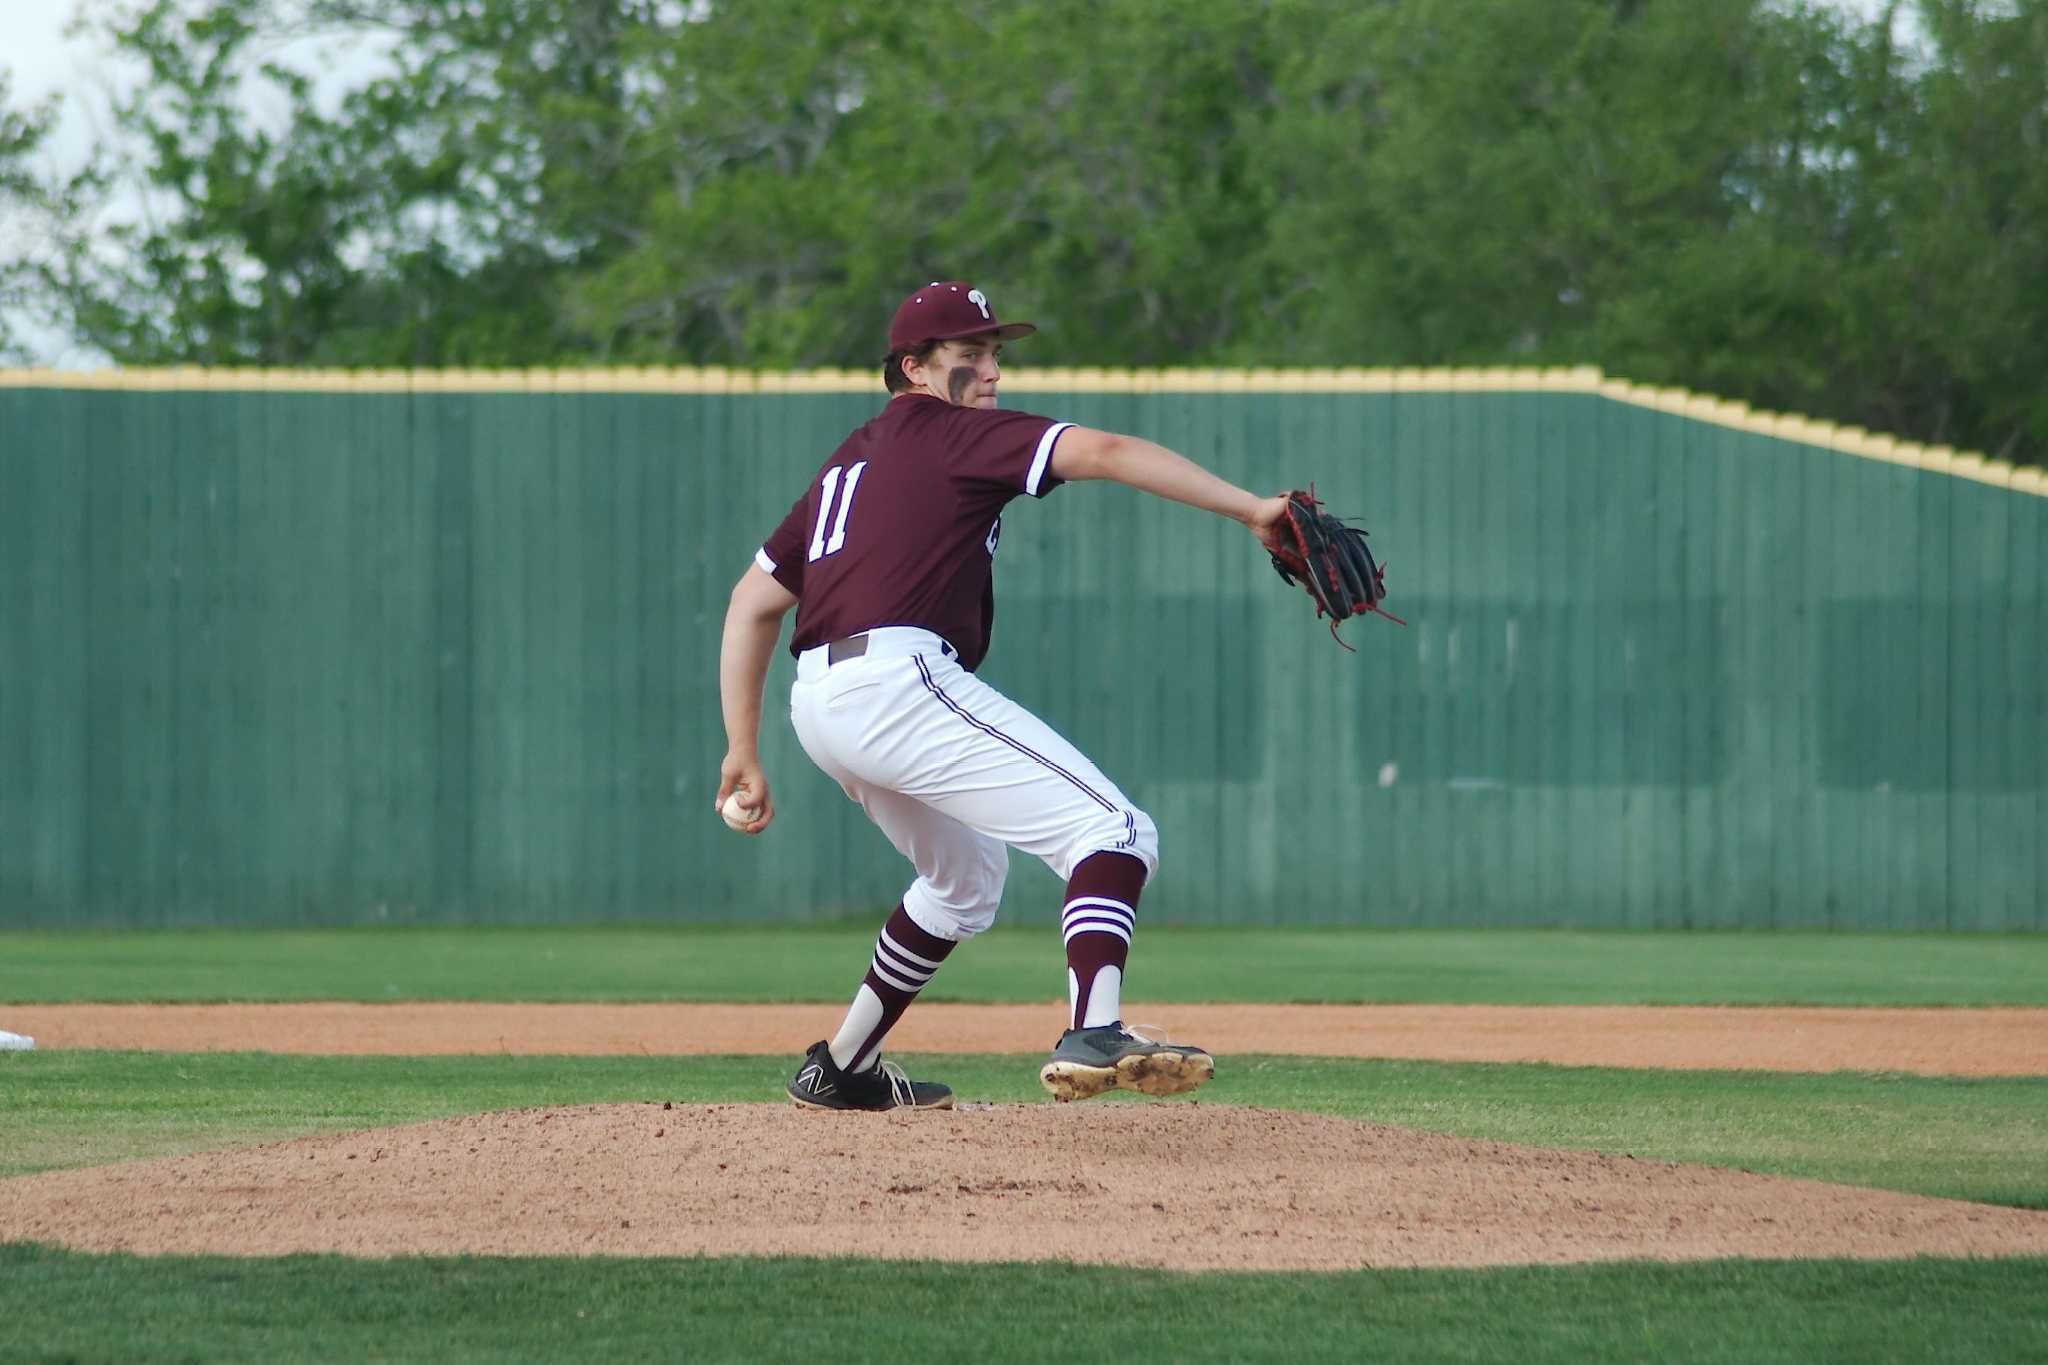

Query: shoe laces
left=877, top=1058, right=916, bottom=1108
left=1125, top=1022, right=1170, bottom=1045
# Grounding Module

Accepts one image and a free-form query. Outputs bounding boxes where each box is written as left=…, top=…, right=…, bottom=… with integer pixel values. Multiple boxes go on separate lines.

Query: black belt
left=823, top=632, right=956, bottom=665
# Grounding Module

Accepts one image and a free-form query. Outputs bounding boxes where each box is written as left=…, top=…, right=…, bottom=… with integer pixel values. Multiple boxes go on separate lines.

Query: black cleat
left=786, top=1039, right=954, bottom=1111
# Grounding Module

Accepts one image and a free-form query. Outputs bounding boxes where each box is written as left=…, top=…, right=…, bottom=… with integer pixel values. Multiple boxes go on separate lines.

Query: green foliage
left=5, top=0, right=2044, bottom=462
left=31, top=0, right=588, bottom=365
left=0, top=71, right=69, bottom=362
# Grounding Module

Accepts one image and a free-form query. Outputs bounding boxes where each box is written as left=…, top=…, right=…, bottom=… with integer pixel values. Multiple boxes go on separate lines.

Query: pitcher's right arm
left=715, top=565, right=797, bottom=834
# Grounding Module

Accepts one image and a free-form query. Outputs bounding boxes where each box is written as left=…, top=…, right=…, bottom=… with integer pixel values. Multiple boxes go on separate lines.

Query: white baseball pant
left=789, top=626, right=1159, bottom=942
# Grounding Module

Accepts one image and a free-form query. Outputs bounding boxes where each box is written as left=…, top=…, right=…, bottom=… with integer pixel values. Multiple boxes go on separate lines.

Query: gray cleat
left=1038, top=1022, right=1215, bottom=1102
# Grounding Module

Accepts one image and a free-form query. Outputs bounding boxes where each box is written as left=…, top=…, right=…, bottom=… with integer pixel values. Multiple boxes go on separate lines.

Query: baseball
left=720, top=792, right=759, bottom=830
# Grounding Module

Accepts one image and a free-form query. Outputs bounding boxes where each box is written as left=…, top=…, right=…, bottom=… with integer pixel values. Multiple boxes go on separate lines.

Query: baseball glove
left=1269, top=487, right=1403, bottom=648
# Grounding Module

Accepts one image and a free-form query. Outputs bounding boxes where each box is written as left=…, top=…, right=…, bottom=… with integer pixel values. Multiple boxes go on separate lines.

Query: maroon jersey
left=756, top=394, right=1073, bottom=671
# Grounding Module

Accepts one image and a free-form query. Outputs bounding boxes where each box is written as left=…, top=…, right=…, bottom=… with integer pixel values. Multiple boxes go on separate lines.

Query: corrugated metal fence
left=1, top=368, right=2041, bottom=928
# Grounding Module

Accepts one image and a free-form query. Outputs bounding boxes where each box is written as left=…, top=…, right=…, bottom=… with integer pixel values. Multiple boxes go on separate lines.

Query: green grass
left=6, top=1051, right=2044, bottom=1207
left=6, top=925, right=2048, bottom=1004
left=5, top=929, right=2045, bottom=1364
left=3, top=1244, right=2045, bottom=1364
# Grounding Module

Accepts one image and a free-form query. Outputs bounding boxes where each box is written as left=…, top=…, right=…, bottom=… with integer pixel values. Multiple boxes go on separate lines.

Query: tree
left=31, top=0, right=609, bottom=365
left=4, top=0, right=2042, bottom=464
left=0, top=71, right=70, bottom=363
left=1849, top=0, right=2048, bottom=460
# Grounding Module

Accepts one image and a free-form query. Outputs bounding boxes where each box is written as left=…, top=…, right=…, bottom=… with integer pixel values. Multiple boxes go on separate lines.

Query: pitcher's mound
left=6, top=1103, right=2047, bottom=1270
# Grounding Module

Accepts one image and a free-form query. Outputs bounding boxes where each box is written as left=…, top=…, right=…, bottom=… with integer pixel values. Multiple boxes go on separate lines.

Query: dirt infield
left=12, top=1002, right=2048, bottom=1075
left=8, top=1003, right=2046, bottom=1270
left=8, top=1102, right=2048, bottom=1271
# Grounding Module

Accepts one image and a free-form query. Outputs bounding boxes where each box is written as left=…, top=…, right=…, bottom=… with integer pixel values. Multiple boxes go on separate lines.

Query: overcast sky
left=5, top=0, right=389, bottom=171
left=4, top=2, right=108, bottom=365
left=1, top=0, right=1920, bottom=369
left=3, top=0, right=402, bottom=364
left=4, top=0, right=103, bottom=171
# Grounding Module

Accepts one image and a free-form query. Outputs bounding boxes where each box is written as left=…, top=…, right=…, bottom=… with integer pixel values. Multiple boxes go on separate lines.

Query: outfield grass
left=6, top=1051, right=2044, bottom=1207
left=5, top=925, right=2048, bottom=1004
left=3, top=1243, right=2045, bottom=1364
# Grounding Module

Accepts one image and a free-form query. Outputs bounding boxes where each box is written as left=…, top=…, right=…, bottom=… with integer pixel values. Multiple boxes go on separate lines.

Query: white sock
left=1069, top=964, right=1123, bottom=1029
left=828, top=984, right=884, bottom=1071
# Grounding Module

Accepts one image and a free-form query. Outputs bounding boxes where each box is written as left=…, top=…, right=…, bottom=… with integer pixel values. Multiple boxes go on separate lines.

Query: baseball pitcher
left=716, top=281, right=1296, bottom=1110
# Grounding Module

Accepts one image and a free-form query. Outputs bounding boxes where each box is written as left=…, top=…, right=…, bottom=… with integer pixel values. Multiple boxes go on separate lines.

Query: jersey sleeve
left=755, top=493, right=809, bottom=597
left=948, top=407, right=1074, bottom=499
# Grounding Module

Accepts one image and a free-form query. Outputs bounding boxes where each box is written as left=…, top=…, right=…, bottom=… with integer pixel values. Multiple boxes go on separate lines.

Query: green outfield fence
left=1, top=366, right=2041, bottom=929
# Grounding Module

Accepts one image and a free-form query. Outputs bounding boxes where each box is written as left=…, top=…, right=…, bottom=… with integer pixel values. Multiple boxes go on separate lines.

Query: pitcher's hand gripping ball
left=720, top=792, right=760, bottom=831
left=1268, top=487, right=1404, bottom=648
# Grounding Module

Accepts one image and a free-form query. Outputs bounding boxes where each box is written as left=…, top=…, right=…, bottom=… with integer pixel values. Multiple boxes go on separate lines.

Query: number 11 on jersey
left=807, top=461, right=868, bottom=562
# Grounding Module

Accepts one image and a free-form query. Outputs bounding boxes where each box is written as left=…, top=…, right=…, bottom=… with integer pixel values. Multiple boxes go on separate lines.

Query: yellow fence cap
left=2, top=362, right=2036, bottom=496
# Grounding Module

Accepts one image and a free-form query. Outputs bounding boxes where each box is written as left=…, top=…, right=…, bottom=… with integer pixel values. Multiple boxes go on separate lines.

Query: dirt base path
left=7, top=1102, right=2048, bottom=1271
left=11, top=1002, right=2048, bottom=1075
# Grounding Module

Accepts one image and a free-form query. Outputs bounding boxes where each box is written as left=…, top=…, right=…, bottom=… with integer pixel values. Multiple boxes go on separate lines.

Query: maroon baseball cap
left=888, top=281, right=1037, bottom=351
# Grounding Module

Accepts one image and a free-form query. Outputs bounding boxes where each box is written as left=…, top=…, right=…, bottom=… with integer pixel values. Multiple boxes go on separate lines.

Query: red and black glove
left=1269, top=487, right=1403, bottom=647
